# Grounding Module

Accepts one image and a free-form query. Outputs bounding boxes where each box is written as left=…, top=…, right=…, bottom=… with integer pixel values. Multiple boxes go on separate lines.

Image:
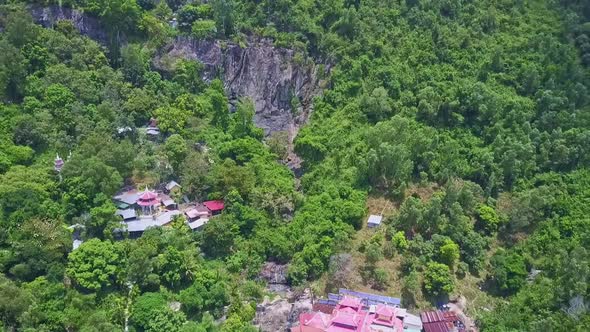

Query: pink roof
left=139, top=188, right=157, bottom=200
left=331, top=311, right=358, bottom=328
left=375, top=304, right=394, bottom=317
left=185, top=209, right=199, bottom=219
left=337, top=296, right=362, bottom=310
left=301, top=312, right=331, bottom=329
left=203, top=200, right=224, bottom=211
left=293, top=293, right=407, bottom=332
left=138, top=188, right=159, bottom=206
left=339, top=307, right=357, bottom=314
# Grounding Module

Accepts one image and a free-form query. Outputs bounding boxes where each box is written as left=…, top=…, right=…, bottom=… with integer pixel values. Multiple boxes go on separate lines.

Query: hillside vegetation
left=0, top=0, right=589, bottom=331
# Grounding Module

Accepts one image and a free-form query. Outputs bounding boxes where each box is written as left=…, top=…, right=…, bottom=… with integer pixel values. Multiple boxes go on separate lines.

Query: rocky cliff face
left=28, top=6, right=327, bottom=150
left=28, top=5, right=109, bottom=44
left=155, top=37, right=327, bottom=139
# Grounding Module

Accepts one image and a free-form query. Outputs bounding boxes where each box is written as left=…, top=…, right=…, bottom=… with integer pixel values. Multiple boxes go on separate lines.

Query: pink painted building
left=291, top=296, right=404, bottom=332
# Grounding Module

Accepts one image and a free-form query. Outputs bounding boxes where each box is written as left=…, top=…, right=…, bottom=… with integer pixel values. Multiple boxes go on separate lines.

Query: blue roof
left=339, top=288, right=400, bottom=306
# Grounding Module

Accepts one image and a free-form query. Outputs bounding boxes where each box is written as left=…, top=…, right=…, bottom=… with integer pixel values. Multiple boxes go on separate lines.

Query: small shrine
left=54, top=154, right=64, bottom=172
left=137, top=187, right=159, bottom=215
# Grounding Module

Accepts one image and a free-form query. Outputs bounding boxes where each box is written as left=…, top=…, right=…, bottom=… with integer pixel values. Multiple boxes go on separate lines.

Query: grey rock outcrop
left=28, top=6, right=327, bottom=149
left=155, top=37, right=328, bottom=139
left=254, top=288, right=313, bottom=332
left=28, top=5, right=109, bottom=44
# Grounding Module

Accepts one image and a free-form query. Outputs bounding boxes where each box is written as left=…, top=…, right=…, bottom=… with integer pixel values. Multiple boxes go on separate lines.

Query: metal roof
left=367, top=215, right=383, bottom=227
left=162, top=198, right=176, bottom=207
left=122, top=210, right=183, bottom=233
left=423, top=321, right=454, bottom=332
left=166, top=181, right=181, bottom=191
left=203, top=200, right=224, bottom=211
left=188, top=218, right=209, bottom=230
left=420, top=310, right=458, bottom=324
left=403, top=313, right=423, bottom=329
left=116, top=208, right=137, bottom=220
left=339, top=289, right=401, bottom=306
left=113, top=190, right=140, bottom=205
left=72, top=239, right=83, bottom=250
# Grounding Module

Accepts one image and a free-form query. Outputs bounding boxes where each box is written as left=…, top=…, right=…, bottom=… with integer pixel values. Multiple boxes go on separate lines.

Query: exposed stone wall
left=155, top=37, right=327, bottom=139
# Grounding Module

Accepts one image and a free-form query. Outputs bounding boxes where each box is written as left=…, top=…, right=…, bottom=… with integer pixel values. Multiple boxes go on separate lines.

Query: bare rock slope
left=155, top=37, right=327, bottom=138
left=29, top=5, right=327, bottom=156
left=29, top=5, right=108, bottom=44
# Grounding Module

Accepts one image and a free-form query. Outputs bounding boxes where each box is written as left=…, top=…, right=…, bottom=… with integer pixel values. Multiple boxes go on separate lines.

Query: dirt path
left=448, top=296, right=478, bottom=332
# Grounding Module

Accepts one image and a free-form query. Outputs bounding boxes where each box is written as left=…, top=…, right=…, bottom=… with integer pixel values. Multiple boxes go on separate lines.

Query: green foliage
left=438, top=239, right=460, bottom=267
left=192, top=20, right=217, bottom=39
left=476, top=204, right=500, bottom=233
left=0, top=0, right=588, bottom=329
left=131, top=292, right=168, bottom=330
left=423, top=262, right=454, bottom=297
left=392, top=231, right=409, bottom=251
left=490, top=250, right=527, bottom=294
left=201, top=215, right=239, bottom=258
left=209, top=82, right=230, bottom=131
left=66, top=239, right=121, bottom=292
left=0, top=274, right=30, bottom=328
left=230, top=99, right=263, bottom=140
left=174, top=60, right=205, bottom=94
left=146, top=309, right=187, bottom=332
left=155, top=106, right=191, bottom=134
left=164, top=134, right=188, bottom=172
left=179, top=270, right=229, bottom=319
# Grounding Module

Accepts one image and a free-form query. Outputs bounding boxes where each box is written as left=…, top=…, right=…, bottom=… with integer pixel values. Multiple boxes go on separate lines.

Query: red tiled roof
left=421, top=310, right=458, bottom=324
left=203, top=200, right=224, bottom=211
left=423, top=321, right=454, bottom=332
left=421, top=310, right=446, bottom=323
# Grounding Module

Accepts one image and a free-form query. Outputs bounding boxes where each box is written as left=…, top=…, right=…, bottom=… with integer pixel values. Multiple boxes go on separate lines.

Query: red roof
left=423, top=321, right=454, bottom=332
left=421, top=311, right=446, bottom=323
left=203, top=200, right=224, bottom=211
left=137, top=188, right=159, bottom=206
left=313, top=303, right=336, bottom=314
left=421, top=310, right=458, bottom=324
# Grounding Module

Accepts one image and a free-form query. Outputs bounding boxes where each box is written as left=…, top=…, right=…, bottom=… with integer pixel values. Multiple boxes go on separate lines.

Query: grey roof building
left=367, top=215, right=383, bottom=228
left=122, top=210, right=183, bottom=233
left=116, top=208, right=137, bottom=221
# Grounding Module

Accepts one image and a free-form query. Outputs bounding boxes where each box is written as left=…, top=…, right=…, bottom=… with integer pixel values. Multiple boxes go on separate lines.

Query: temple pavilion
left=137, top=187, right=159, bottom=215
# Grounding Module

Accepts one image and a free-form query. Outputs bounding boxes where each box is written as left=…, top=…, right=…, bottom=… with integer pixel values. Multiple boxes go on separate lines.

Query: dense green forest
left=0, top=0, right=589, bottom=331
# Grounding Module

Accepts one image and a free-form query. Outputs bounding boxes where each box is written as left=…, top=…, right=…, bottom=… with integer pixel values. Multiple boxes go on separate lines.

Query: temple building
left=292, top=295, right=406, bottom=332
left=112, top=184, right=225, bottom=235
left=54, top=154, right=64, bottom=172
left=137, top=187, right=159, bottom=215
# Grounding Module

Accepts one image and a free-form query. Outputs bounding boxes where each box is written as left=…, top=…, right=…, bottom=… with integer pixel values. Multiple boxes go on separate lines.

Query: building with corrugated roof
left=420, top=310, right=461, bottom=332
